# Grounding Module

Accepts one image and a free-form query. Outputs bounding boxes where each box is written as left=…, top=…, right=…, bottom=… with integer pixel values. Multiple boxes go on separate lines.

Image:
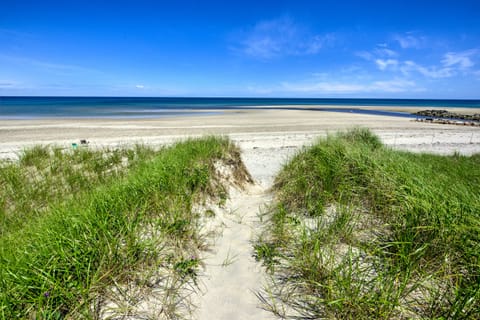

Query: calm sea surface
left=1, top=97, right=479, bottom=119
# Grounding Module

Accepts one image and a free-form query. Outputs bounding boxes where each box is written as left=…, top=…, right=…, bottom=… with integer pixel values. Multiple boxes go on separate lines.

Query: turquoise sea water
left=1, top=97, right=479, bottom=119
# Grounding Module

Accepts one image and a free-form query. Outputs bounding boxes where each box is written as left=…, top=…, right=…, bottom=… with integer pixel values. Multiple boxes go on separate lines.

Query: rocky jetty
left=414, top=109, right=480, bottom=121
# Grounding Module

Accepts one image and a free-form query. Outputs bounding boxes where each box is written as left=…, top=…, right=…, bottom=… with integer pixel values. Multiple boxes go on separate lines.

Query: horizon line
left=2, top=95, right=480, bottom=101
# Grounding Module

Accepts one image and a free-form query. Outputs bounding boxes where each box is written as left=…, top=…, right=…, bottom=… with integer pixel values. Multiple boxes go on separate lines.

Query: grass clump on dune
left=0, top=144, right=156, bottom=236
left=0, top=137, right=249, bottom=319
left=255, top=128, right=479, bottom=319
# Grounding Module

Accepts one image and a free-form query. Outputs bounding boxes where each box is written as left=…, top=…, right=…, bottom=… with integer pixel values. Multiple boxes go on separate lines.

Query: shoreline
left=245, top=105, right=480, bottom=115
left=1, top=105, right=479, bottom=121
left=1, top=108, right=479, bottom=161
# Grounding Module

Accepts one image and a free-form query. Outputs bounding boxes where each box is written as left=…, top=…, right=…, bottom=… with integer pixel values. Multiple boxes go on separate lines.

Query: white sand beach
left=1, top=107, right=479, bottom=318
left=1, top=107, right=479, bottom=160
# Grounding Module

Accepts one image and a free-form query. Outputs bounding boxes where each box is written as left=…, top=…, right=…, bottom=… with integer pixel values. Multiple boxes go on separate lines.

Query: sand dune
left=2, top=108, right=479, bottom=318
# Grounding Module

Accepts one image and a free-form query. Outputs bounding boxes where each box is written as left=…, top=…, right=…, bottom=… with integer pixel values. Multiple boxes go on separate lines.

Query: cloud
left=375, top=59, right=399, bottom=71
left=371, top=79, right=418, bottom=92
left=282, top=81, right=365, bottom=93
left=135, top=84, right=145, bottom=89
left=0, top=54, right=102, bottom=76
left=356, top=51, right=374, bottom=61
left=401, top=61, right=454, bottom=78
left=442, top=50, right=477, bottom=69
left=246, top=85, right=274, bottom=94
left=394, top=34, right=424, bottom=49
left=375, top=48, right=398, bottom=57
left=281, top=78, right=417, bottom=94
left=358, top=41, right=479, bottom=79
left=237, top=17, right=334, bottom=59
left=357, top=46, right=397, bottom=63
left=358, top=45, right=399, bottom=71
left=401, top=50, right=478, bottom=79
left=304, top=34, right=335, bottom=54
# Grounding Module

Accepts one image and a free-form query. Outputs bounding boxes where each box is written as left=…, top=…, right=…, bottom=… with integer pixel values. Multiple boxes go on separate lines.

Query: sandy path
left=195, top=185, right=274, bottom=319
left=195, top=141, right=298, bottom=319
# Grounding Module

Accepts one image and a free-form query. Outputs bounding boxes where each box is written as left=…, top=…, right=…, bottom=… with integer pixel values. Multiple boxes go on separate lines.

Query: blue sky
left=1, top=0, right=480, bottom=98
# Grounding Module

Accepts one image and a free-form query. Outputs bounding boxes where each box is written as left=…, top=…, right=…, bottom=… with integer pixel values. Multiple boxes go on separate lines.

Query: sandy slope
left=195, top=185, right=274, bottom=319
left=194, top=139, right=299, bottom=319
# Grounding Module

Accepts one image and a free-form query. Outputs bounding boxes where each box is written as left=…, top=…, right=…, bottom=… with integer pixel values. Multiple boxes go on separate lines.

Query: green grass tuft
left=1, top=144, right=157, bottom=236
left=256, top=128, right=480, bottom=319
left=0, top=137, right=247, bottom=318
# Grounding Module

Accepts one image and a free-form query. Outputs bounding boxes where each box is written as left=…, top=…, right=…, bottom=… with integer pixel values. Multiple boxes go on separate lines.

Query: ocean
left=1, top=97, right=479, bottom=119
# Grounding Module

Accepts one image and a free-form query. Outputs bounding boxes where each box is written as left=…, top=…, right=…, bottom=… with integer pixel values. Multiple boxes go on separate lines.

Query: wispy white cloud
left=394, top=33, right=425, bottom=49
left=356, top=51, right=374, bottom=61
left=375, top=59, right=399, bottom=71
left=237, top=17, right=334, bottom=59
left=401, top=60, right=454, bottom=78
left=375, top=47, right=398, bottom=57
left=304, top=34, right=335, bottom=54
left=371, top=79, right=419, bottom=92
left=281, top=78, right=418, bottom=94
left=135, top=84, right=145, bottom=89
left=0, top=54, right=102, bottom=75
left=246, top=85, right=275, bottom=94
left=357, top=45, right=397, bottom=63
left=442, top=49, right=477, bottom=69
left=358, top=45, right=400, bottom=71
left=282, top=81, right=365, bottom=93
left=400, top=50, right=478, bottom=78
left=358, top=41, right=479, bottom=79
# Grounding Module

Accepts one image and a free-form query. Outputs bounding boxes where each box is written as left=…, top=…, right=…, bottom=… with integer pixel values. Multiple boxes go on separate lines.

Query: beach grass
left=1, top=144, right=157, bottom=237
left=255, top=128, right=480, bottom=319
left=0, top=137, right=248, bottom=319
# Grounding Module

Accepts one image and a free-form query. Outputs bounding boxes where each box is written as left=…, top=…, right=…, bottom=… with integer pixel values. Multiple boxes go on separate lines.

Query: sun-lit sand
left=1, top=107, right=479, bottom=160
left=2, top=107, right=479, bottom=318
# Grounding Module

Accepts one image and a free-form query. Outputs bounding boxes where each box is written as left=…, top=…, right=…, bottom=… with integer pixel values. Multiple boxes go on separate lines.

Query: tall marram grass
left=255, top=128, right=480, bottom=319
left=0, top=137, right=246, bottom=319
left=1, top=144, right=156, bottom=236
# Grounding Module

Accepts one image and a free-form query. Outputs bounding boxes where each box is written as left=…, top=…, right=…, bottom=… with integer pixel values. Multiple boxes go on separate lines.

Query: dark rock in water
left=414, top=110, right=480, bottom=122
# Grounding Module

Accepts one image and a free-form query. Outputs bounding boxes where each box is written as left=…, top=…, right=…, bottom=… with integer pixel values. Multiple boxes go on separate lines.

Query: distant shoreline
left=1, top=104, right=479, bottom=120
left=2, top=108, right=480, bottom=162
left=1, top=96, right=480, bottom=119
